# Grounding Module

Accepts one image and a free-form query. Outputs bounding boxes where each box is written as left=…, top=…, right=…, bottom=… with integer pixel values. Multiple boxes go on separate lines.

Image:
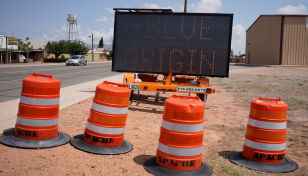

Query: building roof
left=88, top=48, right=109, bottom=55
left=247, top=14, right=308, bottom=32
left=94, top=48, right=105, bottom=53
left=21, top=40, right=49, bottom=50
left=113, top=8, right=173, bottom=13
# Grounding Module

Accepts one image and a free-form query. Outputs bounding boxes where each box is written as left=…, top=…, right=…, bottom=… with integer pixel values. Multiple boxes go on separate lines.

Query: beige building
left=246, top=15, right=308, bottom=65
left=86, top=48, right=109, bottom=62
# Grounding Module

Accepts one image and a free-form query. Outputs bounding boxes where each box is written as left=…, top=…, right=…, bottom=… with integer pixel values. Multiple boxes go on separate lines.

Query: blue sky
left=1, top=0, right=307, bottom=54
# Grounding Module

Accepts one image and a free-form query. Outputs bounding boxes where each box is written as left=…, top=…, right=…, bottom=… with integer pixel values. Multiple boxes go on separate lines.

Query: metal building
left=246, top=15, right=308, bottom=65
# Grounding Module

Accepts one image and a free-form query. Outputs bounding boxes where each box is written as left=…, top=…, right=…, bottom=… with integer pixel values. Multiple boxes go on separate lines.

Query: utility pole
left=184, top=0, right=187, bottom=13
left=5, top=37, right=8, bottom=64
left=92, top=33, right=94, bottom=62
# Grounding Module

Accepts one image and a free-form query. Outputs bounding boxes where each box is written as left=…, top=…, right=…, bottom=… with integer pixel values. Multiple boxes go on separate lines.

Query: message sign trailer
left=123, top=70, right=215, bottom=102
left=112, top=8, right=233, bottom=101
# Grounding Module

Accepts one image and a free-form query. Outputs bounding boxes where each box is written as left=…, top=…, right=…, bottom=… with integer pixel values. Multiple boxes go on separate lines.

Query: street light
left=88, top=33, right=94, bottom=62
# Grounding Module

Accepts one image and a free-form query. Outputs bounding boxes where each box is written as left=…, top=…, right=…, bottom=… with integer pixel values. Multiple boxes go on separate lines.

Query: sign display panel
left=112, top=12, right=233, bottom=77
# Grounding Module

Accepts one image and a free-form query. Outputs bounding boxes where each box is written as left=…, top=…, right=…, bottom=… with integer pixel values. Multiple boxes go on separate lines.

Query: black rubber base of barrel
left=0, top=131, right=71, bottom=149
left=144, top=157, right=213, bottom=176
left=70, top=134, right=133, bottom=155
left=229, top=152, right=298, bottom=173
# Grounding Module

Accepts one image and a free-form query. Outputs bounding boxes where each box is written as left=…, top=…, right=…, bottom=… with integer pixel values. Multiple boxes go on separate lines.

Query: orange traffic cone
left=229, top=97, right=298, bottom=173
left=71, top=81, right=133, bottom=154
left=144, top=95, right=212, bottom=176
left=0, top=73, right=71, bottom=149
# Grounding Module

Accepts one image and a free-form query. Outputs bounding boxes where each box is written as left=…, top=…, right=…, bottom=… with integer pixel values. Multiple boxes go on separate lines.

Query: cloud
left=190, top=0, right=222, bottom=13
left=174, top=3, right=184, bottom=12
left=0, top=28, right=10, bottom=33
left=231, top=24, right=246, bottom=54
left=35, top=29, right=40, bottom=32
left=38, top=25, right=114, bottom=45
left=142, top=3, right=161, bottom=9
left=80, top=28, right=114, bottom=45
left=275, top=4, right=306, bottom=14
left=141, top=3, right=174, bottom=10
left=162, top=6, right=173, bottom=10
left=95, top=16, right=108, bottom=22
left=106, top=7, right=114, bottom=13
left=241, top=18, right=246, bottom=21
left=42, top=34, right=56, bottom=41
left=40, top=25, right=67, bottom=41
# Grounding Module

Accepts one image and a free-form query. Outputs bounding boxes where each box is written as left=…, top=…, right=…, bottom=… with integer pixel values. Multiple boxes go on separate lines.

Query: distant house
left=22, top=38, right=50, bottom=62
left=0, top=34, right=23, bottom=63
left=86, top=48, right=109, bottom=62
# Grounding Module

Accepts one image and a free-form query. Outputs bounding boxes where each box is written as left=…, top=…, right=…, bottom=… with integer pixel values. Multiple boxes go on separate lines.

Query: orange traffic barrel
left=71, top=81, right=133, bottom=154
left=144, top=95, right=212, bottom=176
left=229, top=97, right=298, bottom=173
left=0, top=73, right=71, bottom=149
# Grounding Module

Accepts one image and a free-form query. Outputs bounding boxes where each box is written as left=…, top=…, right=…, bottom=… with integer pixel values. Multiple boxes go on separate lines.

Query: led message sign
left=112, top=12, right=233, bottom=77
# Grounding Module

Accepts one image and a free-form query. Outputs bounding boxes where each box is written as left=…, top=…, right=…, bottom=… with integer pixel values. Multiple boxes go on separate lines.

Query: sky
left=0, top=0, right=307, bottom=54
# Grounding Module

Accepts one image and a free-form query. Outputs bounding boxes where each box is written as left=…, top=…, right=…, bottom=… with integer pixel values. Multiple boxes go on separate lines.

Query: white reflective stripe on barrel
left=86, top=122, right=125, bottom=135
left=17, top=116, right=58, bottom=127
left=248, top=118, right=287, bottom=130
left=158, top=142, right=203, bottom=156
left=245, top=139, right=286, bottom=151
left=92, top=102, right=128, bottom=115
left=20, top=96, right=59, bottom=106
left=162, top=120, right=203, bottom=133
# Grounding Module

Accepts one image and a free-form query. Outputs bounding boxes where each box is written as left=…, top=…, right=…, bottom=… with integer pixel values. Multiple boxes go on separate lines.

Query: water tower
left=66, top=13, right=79, bottom=41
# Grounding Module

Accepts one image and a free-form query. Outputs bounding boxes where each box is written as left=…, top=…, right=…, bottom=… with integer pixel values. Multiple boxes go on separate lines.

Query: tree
left=98, top=37, right=104, bottom=48
left=45, top=40, right=67, bottom=58
left=18, top=39, right=33, bottom=59
left=67, top=40, right=89, bottom=56
left=230, top=49, right=234, bottom=57
left=239, top=54, right=246, bottom=58
left=108, top=50, right=113, bottom=57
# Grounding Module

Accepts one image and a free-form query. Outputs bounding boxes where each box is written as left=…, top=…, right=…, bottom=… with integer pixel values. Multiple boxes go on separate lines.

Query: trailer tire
left=197, top=94, right=207, bottom=102
left=130, top=90, right=134, bottom=101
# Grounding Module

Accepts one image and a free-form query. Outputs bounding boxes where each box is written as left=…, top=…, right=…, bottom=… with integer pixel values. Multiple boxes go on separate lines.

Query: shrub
left=44, top=58, right=68, bottom=63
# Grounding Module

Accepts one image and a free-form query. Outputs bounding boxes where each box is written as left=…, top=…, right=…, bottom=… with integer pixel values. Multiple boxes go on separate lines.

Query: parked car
left=66, top=55, right=87, bottom=66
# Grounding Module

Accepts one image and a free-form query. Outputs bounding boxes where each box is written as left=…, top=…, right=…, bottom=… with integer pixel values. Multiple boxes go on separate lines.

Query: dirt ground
left=0, top=64, right=307, bottom=176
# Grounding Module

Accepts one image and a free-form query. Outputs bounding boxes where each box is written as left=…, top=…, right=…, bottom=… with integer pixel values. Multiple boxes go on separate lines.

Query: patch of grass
left=264, top=87, right=270, bottom=92
left=221, top=165, right=232, bottom=172
left=285, top=78, right=291, bottom=80
left=38, top=155, right=46, bottom=159
left=302, top=140, right=307, bottom=145
left=221, top=165, right=245, bottom=176
left=236, top=86, right=248, bottom=92
left=256, top=75, right=269, bottom=79
left=304, top=80, right=308, bottom=83
left=222, top=124, right=225, bottom=127
left=225, top=86, right=234, bottom=92
left=285, top=98, right=308, bottom=110
left=245, top=80, right=251, bottom=82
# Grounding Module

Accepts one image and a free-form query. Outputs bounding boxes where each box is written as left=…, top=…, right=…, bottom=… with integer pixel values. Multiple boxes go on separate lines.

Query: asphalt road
left=0, top=62, right=121, bottom=103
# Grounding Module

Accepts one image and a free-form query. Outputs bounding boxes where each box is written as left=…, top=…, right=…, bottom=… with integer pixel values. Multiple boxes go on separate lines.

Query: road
left=0, top=62, right=120, bottom=103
